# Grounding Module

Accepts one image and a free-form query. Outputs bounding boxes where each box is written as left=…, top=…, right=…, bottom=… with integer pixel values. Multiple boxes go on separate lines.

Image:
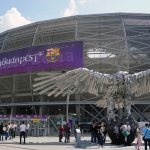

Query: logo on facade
left=46, top=48, right=60, bottom=62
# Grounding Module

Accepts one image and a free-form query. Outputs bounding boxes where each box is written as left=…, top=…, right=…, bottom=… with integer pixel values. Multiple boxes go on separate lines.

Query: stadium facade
left=0, top=13, right=150, bottom=124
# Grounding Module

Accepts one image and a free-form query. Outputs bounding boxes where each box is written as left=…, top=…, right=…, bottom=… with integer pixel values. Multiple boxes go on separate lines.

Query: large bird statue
left=33, top=68, right=150, bottom=144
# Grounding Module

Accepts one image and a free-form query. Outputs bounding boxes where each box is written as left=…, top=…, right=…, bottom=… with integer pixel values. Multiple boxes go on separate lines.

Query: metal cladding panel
left=0, top=41, right=83, bottom=76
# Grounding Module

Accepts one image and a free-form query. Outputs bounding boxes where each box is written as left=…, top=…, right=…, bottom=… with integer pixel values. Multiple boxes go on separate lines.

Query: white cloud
left=63, top=0, right=78, bottom=17
left=0, top=7, right=31, bottom=33
left=63, top=0, right=98, bottom=17
left=78, top=0, right=88, bottom=5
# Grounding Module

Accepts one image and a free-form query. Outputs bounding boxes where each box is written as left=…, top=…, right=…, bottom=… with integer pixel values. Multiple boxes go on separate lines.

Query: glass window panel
left=15, top=74, right=31, bottom=91
left=0, top=76, right=13, bottom=92
left=0, top=97, right=12, bottom=103
left=52, top=31, right=75, bottom=42
left=14, top=95, right=32, bottom=103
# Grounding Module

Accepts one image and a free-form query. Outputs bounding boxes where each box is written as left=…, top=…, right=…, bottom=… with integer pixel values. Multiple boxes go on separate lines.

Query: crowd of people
left=112, top=121, right=150, bottom=150
left=0, top=121, right=30, bottom=144
left=58, top=123, right=71, bottom=143
left=0, top=120, right=150, bottom=150
left=58, top=121, right=106, bottom=147
left=0, top=122, right=17, bottom=141
left=90, top=121, right=107, bottom=148
left=57, top=120, right=150, bottom=150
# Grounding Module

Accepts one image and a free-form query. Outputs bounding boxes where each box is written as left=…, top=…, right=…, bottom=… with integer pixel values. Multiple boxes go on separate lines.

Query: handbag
left=142, top=129, right=148, bottom=140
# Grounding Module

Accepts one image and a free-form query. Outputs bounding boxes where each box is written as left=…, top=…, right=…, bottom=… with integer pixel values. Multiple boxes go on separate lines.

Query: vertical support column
left=75, top=94, right=80, bottom=122
left=39, top=95, right=46, bottom=115
left=66, top=90, right=70, bottom=124
left=10, top=99, right=17, bottom=117
left=32, top=24, right=39, bottom=46
left=75, top=17, right=78, bottom=40
left=0, top=95, right=8, bottom=114
left=30, top=73, right=34, bottom=103
left=11, top=75, right=16, bottom=117
left=120, top=15, right=130, bottom=72
left=1, top=32, right=9, bottom=51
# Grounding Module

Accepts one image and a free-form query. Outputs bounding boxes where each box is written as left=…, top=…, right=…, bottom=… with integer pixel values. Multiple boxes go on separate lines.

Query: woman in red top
left=58, top=125, right=64, bottom=142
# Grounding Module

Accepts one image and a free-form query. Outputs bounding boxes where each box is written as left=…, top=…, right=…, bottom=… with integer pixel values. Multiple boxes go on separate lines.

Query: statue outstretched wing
left=33, top=68, right=118, bottom=97
left=131, top=69, right=150, bottom=97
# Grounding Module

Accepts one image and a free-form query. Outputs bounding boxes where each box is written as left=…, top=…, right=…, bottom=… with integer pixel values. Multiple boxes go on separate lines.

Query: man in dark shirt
left=0, top=122, right=4, bottom=141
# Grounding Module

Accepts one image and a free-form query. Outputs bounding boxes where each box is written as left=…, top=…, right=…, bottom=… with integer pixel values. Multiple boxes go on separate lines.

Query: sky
left=1, top=0, right=150, bottom=33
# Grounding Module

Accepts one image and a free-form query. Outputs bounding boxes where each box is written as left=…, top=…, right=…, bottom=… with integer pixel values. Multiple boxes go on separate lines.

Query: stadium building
left=0, top=13, right=150, bottom=134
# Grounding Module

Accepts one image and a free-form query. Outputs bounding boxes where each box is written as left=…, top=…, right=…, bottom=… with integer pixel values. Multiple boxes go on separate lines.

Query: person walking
left=120, top=122, right=130, bottom=145
left=142, top=123, right=150, bottom=150
left=4, top=123, right=9, bottom=140
left=74, top=121, right=81, bottom=142
left=101, top=122, right=107, bottom=144
left=19, top=121, right=26, bottom=144
left=26, top=123, right=30, bottom=138
left=0, top=122, right=4, bottom=141
left=90, top=121, right=97, bottom=144
left=8, top=122, right=13, bottom=139
left=135, top=128, right=142, bottom=150
left=114, top=124, right=119, bottom=140
left=12, top=122, right=17, bottom=138
left=58, top=124, right=64, bottom=142
left=97, top=122, right=104, bottom=148
left=64, top=123, right=71, bottom=143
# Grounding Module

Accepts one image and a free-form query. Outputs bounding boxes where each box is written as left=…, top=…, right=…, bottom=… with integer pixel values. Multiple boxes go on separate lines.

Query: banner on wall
left=0, top=41, right=83, bottom=76
left=0, top=114, right=47, bottom=120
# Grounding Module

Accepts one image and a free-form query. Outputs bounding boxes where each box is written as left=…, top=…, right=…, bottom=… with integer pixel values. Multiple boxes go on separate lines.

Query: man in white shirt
left=20, top=121, right=26, bottom=144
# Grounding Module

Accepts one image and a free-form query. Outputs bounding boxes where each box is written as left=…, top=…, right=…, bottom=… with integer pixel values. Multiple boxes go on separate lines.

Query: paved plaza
left=0, top=136, right=146, bottom=150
